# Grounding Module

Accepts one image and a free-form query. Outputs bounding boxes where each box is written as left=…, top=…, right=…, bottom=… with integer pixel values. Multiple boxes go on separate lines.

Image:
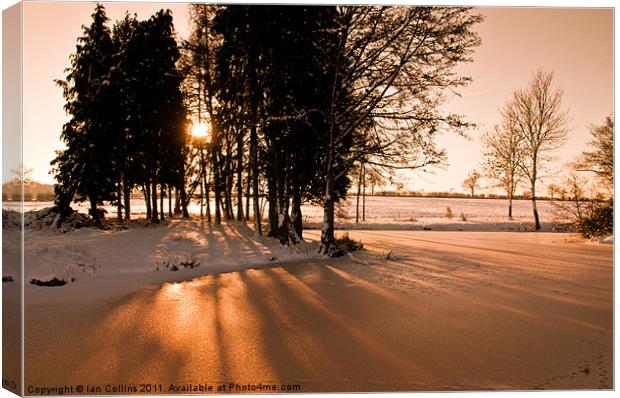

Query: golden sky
left=14, top=2, right=614, bottom=193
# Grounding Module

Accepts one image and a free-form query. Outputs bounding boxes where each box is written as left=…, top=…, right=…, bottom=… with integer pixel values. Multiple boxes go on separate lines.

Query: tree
left=482, top=121, right=524, bottom=218
left=503, top=70, right=568, bottom=230
left=462, top=170, right=481, bottom=198
left=576, top=115, right=613, bottom=191
left=120, top=10, right=187, bottom=224
left=53, top=6, right=188, bottom=225
left=318, top=7, right=483, bottom=254
left=52, top=3, right=117, bottom=223
left=546, top=183, right=561, bottom=199
left=111, top=13, right=140, bottom=221
left=211, top=5, right=342, bottom=243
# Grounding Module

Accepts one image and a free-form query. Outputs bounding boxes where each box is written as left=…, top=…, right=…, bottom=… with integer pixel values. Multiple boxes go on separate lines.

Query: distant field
left=300, top=196, right=569, bottom=224
left=15, top=196, right=571, bottom=229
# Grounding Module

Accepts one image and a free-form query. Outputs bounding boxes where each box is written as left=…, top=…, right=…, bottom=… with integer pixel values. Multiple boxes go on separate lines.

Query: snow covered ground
left=4, top=217, right=320, bottom=304
left=4, top=196, right=612, bottom=391
left=19, top=195, right=572, bottom=232
left=23, top=229, right=612, bottom=391
left=0, top=194, right=589, bottom=305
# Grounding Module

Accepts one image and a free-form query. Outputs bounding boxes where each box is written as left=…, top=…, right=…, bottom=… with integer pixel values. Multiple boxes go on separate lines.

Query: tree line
left=53, top=4, right=483, bottom=254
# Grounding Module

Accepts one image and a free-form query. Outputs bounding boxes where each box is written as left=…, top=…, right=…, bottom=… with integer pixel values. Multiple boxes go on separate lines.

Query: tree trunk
left=116, top=176, right=123, bottom=222
left=225, top=144, right=234, bottom=220
left=320, top=164, right=336, bottom=255
left=251, top=142, right=261, bottom=235
left=213, top=151, right=222, bottom=225
left=248, top=35, right=261, bottom=235
left=290, top=188, right=303, bottom=241
left=508, top=195, right=513, bottom=219
left=123, top=182, right=131, bottom=220
left=160, top=184, right=165, bottom=221
left=245, top=168, right=251, bottom=223
left=174, top=187, right=180, bottom=214
left=151, top=178, right=159, bottom=223
left=276, top=158, right=291, bottom=245
left=236, top=132, right=244, bottom=221
left=205, top=169, right=211, bottom=223
left=355, top=164, right=362, bottom=223
left=267, top=173, right=278, bottom=237
left=199, top=167, right=204, bottom=219
left=89, top=196, right=100, bottom=224
left=362, top=164, right=366, bottom=222
left=180, top=184, right=189, bottom=219
left=168, top=187, right=173, bottom=218
left=531, top=181, right=540, bottom=230
left=575, top=194, right=582, bottom=221
left=319, top=130, right=336, bottom=255
left=144, top=180, right=152, bottom=220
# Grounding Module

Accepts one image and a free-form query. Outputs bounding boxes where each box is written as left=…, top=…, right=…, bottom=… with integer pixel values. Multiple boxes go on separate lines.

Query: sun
left=191, top=122, right=209, bottom=138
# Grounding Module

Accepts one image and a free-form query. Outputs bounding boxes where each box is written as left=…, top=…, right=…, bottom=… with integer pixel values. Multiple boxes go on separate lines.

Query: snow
left=597, top=235, right=613, bottom=245
left=2, top=196, right=584, bottom=304
left=7, top=217, right=321, bottom=305
left=21, top=196, right=572, bottom=232
left=301, top=196, right=573, bottom=232
left=23, top=229, right=613, bottom=391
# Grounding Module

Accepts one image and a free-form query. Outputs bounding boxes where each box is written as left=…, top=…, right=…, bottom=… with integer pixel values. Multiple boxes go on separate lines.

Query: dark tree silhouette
left=52, top=4, right=117, bottom=223
left=318, top=7, right=483, bottom=255
left=53, top=5, right=483, bottom=250
left=53, top=5, right=188, bottom=225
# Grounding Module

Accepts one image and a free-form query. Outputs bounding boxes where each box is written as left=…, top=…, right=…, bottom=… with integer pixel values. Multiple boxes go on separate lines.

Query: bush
left=460, top=212, right=467, bottom=222
left=576, top=204, right=613, bottom=238
left=326, top=233, right=364, bottom=257
left=445, top=206, right=454, bottom=219
left=30, top=277, right=68, bottom=287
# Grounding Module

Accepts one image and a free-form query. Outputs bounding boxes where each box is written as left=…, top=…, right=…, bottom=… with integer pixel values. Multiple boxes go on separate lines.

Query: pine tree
left=111, top=13, right=140, bottom=221
left=52, top=3, right=117, bottom=223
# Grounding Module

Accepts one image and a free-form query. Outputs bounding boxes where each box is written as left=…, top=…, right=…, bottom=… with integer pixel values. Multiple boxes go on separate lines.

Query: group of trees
left=480, top=70, right=568, bottom=229
left=179, top=5, right=482, bottom=254
left=481, top=69, right=613, bottom=231
left=52, top=5, right=188, bottom=224
left=53, top=4, right=483, bottom=253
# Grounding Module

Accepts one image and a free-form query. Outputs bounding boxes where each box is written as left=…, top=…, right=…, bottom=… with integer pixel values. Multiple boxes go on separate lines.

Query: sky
left=11, top=2, right=614, bottom=194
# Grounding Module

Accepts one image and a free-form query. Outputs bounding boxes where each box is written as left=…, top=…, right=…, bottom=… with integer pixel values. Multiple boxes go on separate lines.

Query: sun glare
left=191, top=122, right=209, bottom=138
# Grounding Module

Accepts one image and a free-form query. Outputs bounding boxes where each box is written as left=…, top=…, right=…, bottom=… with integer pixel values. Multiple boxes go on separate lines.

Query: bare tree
left=11, top=165, right=33, bottom=186
left=481, top=122, right=524, bottom=218
left=503, top=70, right=569, bottom=230
left=462, top=170, right=481, bottom=198
left=575, top=115, right=613, bottom=191
left=551, top=171, right=587, bottom=222
left=319, top=7, right=483, bottom=254
left=546, top=183, right=561, bottom=200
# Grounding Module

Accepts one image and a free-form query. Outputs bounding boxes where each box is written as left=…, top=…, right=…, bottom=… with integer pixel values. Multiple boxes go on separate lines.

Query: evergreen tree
left=111, top=13, right=140, bottom=220
left=52, top=3, right=117, bottom=223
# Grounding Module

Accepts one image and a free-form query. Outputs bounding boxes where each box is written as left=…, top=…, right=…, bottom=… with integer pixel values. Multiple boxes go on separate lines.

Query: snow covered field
left=3, top=194, right=612, bottom=391
left=17, top=195, right=571, bottom=231
left=22, top=229, right=612, bottom=391
left=0, top=195, right=581, bottom=301
left=4, top=219, right=320, bottom=304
